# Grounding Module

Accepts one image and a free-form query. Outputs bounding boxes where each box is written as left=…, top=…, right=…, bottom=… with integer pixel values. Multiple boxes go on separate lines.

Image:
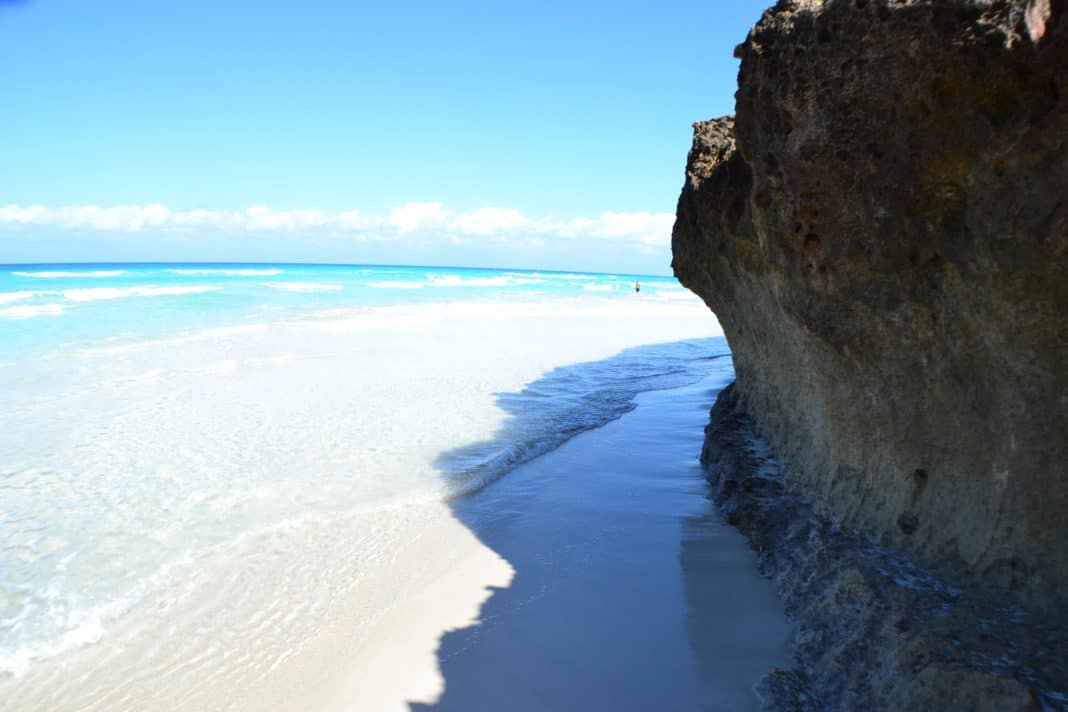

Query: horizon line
left=0, top=259, right=678, bottom=280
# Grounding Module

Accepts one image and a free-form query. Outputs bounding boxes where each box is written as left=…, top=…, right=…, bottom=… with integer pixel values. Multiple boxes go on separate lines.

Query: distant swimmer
left=635, top=281, right=641, bottom=293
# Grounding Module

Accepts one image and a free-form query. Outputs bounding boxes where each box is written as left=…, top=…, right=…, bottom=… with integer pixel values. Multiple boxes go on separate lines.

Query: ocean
left=0, top=262, right=684, bottom=359
left=0, top=262, right=725, bottom=708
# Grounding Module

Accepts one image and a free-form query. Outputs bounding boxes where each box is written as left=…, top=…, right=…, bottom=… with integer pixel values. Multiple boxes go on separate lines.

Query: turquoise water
left=0, top=262, right=717, bottom=695
left=0, top=263, right=681, bottom=360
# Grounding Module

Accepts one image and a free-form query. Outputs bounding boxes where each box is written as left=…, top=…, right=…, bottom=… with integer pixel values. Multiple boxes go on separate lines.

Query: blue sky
left=0, top=0, right=768, bottom=274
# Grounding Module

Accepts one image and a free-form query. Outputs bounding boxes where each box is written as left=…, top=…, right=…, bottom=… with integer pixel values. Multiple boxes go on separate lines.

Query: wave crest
left=168, top=269, right=282, bottom=276
left=0, top=291, right=39, bottom=305
left=0, top=304, right=65, bottom=319
left=260, top=282, right=343, bottom=292
left=62, top=285, right=221, bottom=303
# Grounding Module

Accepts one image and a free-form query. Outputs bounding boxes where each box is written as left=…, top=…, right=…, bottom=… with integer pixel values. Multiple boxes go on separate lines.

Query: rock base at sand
left=702, top=384, right=1067, bottom=711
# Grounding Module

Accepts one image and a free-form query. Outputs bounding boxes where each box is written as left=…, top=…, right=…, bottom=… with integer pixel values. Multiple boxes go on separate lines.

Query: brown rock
left=701, top=384, right=1066, bottom=709
left=672, top=0, right=1068, bottom=612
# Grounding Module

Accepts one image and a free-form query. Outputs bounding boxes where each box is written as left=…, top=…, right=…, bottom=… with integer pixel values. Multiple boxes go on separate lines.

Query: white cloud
left=449, top=207, right=532, bottom=236
left=563, top=211, right=675, bottom=246
left=388, top=202, right=451, bottom=233
left=0, top=202, right=675, bottom=247
left=244, top=205, right=336, bottom=231
left=0, top=203, right=176, bottom=231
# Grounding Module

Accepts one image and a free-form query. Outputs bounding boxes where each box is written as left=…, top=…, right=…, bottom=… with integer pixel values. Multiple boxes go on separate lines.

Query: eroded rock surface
left=703, top=385, right=1067, bottom=710
left=673, top=0, right=1067, bottom=612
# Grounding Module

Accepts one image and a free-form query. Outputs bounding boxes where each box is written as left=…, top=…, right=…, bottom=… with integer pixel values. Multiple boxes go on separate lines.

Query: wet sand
left=320, top=369, right=793, bottom=710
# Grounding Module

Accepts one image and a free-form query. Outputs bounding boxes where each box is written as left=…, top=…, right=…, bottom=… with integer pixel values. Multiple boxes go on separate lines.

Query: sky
left=0, top=0, right=769, bottom=275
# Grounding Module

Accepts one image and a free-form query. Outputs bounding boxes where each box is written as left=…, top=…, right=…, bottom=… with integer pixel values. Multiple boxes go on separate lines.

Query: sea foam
left=61, top=285, right=221, bottom=302
left=0, top=291, right=38, bottom=305
left=426, top=273, right=541, bottom=287
left=366, top=274, right=543, bottom=289
left=0, top=304, right=64, bottom=319
left=261, top=282, right=343, bottom=292
left=169, top=268, right=282, bottom=276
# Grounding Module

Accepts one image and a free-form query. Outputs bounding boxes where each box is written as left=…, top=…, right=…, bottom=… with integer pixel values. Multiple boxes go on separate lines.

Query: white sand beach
left=260, top=367, right=792, bottom=711
left=2, top=282, right=790, bottom=711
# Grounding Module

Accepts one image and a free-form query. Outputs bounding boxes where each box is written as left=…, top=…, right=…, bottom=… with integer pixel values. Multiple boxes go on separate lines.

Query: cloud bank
left=0, top=203, right=675, bottom=248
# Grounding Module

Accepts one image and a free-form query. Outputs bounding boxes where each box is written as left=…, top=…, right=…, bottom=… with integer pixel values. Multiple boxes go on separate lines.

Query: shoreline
left=0, top=501, right=513, bottom=712
left=284, top=369, right=792, bottom=710
left=701, top=384, right=1068, bottom=710
left=406, top=370, right=792, bottom=711
left=4, top=327, right=761, bottom=711
left=270, top=503, right=515, bottom=712
left=115, top=361, right=793, bottom=711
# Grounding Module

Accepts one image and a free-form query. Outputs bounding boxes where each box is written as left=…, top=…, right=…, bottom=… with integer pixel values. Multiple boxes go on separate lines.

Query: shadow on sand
left=410, top=337, right=791, bottom=711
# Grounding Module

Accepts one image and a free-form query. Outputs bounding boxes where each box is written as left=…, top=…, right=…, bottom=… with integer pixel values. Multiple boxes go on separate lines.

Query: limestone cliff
left=672, top=0, right=1067, bottom=612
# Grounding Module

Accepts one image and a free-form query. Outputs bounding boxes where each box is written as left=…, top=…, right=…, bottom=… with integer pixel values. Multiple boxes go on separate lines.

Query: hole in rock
left=911, top=468, right=929, bottom=502
left=898, top=514, right=919, bottom=535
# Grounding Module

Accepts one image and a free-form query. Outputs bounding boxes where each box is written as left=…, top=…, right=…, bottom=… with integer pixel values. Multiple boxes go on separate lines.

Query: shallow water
left=419, top=367, right=792, bottom=711
left=1, top=262, right=726, bottom=707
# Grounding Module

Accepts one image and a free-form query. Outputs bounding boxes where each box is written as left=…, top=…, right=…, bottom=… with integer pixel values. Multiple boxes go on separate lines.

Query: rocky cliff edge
left=672, top=0, right=1067, bottom=613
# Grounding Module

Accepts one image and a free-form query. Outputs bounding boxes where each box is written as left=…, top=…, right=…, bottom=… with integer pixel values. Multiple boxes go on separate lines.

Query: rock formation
left=701, top=384, right=1066, bottom=709
left=673, top=0, right=1067, bottom=613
